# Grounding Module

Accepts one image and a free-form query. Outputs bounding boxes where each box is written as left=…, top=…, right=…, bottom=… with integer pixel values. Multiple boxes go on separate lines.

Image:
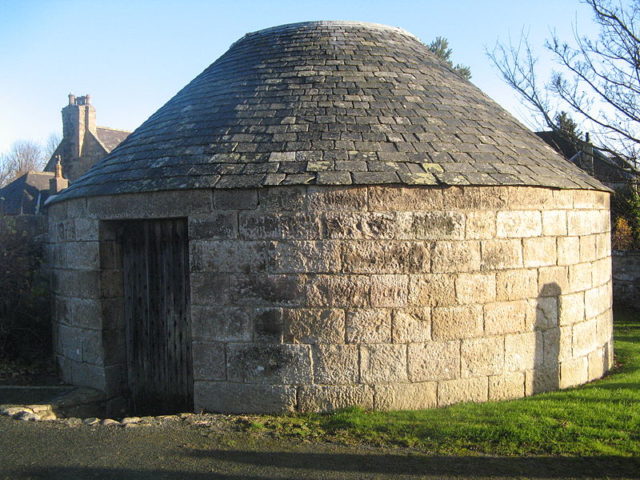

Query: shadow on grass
left=8, top=451, right=640, bottom=479
left=589, top=382, right=640, bottom=390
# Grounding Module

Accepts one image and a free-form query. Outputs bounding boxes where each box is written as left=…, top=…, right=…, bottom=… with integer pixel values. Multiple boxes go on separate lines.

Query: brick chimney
left=62, top=93, right=96, bottom=158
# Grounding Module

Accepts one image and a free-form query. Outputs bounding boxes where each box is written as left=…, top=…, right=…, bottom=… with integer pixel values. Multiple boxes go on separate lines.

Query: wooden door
left=120, top=218, right=193, bottom=415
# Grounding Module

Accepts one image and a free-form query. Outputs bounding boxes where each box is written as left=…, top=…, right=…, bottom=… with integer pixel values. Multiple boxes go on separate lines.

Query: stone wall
left=47, top=202, right=104, bottom=391
left=47, top=185, right=614, bottom=414
left=612, top=250, right=640, bottom=307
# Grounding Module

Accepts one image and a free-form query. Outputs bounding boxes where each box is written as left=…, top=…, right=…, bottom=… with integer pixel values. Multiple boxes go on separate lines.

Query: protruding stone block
left=542, top=326, right=573, bottom=363
left=596, top=311, right=614, bottom=346
left=239, top=212, right=322, bottom=240
left=343, top=241, right=431, bottom=274
left=579, top=236, right=597, bottom=263
left=321, top=212, right=397, bottom=239
left=63, top=241, right=100, bottom=269
left=534, top=296, right=559, bottom=329
left=258, top=186, right=305, bottom=211
left=190, top=273, right=231, bottom=306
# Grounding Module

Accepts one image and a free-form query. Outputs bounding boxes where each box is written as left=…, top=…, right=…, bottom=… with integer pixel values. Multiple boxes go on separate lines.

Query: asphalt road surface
left=1, top=416, right=638, bottom=479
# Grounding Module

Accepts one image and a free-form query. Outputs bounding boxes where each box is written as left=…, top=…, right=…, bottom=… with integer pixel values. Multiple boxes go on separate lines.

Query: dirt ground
left=1, top=416, right=638, bottom=480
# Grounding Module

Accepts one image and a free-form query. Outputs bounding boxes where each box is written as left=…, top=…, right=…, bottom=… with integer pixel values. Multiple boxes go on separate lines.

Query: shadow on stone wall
left=534, top=282, right=561, bottom=394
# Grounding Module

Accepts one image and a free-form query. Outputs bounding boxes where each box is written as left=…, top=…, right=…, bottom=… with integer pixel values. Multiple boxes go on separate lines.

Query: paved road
left=1, top=416, right=638, bottom=479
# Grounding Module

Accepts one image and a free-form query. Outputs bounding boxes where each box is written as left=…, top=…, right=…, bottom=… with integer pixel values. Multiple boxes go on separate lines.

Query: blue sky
left=0, top=0, right=599, bottom=155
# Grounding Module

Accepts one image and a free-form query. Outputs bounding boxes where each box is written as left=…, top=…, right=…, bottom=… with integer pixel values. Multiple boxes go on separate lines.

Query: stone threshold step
left=0, top=386, right=105, bottom=421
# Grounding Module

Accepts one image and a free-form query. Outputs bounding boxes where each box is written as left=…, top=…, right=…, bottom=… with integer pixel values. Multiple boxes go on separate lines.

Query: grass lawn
left=245, top=308, right=640, bottom=456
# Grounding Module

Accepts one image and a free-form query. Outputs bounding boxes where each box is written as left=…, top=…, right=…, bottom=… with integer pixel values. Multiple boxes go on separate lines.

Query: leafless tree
left=489, top=0, right=640, bottom=160
left=43, top=133, right=61, bottom=161
left=0, top=140, right=46, bottom=187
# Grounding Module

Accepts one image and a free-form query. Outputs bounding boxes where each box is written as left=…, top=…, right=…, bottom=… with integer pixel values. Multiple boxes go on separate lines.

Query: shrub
left=611, top=182, right=640, bottom=250
left=0, top=216, right=50, bottom=361
left=613, top=217, right=634, bottom=250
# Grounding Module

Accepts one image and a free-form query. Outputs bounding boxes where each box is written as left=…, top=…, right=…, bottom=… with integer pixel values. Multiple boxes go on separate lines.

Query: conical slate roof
left=54, top=21, right=606, bottom=202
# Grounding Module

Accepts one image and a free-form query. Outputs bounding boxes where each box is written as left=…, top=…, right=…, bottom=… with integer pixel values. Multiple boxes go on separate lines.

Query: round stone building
left=48, top=21, right=614, bottom=416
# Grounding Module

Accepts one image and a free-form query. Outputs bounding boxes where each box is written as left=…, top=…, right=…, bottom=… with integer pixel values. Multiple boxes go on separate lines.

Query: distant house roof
left=536, top=130, right=639, bottom=184
left=43, top=126, right=131, bottom=174
left=1, top=94, right=130, bottom=215
left=0, top=172, right=54, bottom=215
left=96, top=127, right=131, bottom=152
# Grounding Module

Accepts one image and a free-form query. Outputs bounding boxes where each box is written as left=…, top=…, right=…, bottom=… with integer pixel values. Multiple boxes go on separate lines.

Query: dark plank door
left=120, top=218, right=193, bottom=415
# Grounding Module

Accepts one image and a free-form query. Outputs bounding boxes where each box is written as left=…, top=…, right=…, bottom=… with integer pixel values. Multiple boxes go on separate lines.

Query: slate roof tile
left=54, top=21, right=607, bottom=203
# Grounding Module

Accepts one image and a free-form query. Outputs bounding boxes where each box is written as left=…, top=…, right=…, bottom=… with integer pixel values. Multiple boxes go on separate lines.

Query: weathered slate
left=51, top=21, right=605, bottom=204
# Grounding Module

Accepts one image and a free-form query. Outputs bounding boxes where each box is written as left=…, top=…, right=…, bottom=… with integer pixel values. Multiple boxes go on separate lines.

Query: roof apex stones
left=52, top=21, right=607, bottom=203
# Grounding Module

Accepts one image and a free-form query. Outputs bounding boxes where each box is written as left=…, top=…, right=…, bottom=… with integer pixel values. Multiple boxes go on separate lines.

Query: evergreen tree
left=428, top=37, right=472, bottom=80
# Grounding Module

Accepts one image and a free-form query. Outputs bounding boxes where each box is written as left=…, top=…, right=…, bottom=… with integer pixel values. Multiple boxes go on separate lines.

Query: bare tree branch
left=0, top=141, right=46, bottom=187
left=489, top=0, right=640, bottom=160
